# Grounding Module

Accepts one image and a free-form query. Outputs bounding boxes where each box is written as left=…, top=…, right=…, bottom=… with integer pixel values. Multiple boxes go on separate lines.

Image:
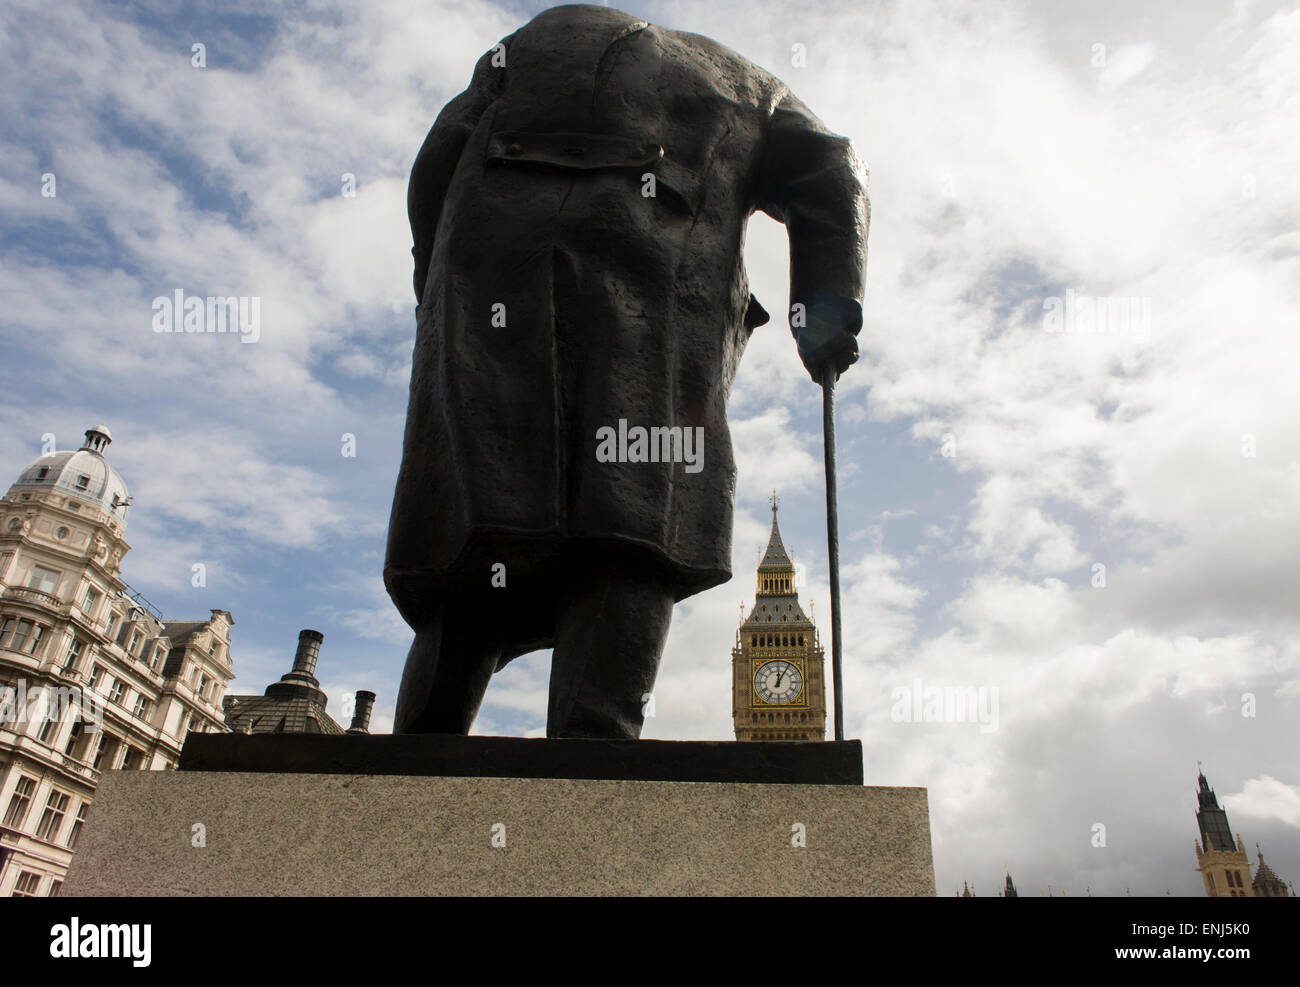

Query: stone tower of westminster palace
left=1194, top=767, right=1292, bottom=897
left=732, top=495, right=827, bottom=741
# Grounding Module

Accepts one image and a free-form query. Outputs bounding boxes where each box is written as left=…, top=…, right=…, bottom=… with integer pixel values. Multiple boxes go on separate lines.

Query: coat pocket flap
left=487, top=131, right=664, bottom=171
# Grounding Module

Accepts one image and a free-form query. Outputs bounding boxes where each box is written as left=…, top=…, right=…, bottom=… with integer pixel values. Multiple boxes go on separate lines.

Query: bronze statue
left=386, top=3, right=868, bottom=738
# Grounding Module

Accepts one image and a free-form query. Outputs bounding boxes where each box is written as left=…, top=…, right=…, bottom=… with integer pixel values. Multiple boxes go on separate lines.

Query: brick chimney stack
left=348, top=691, right=376, bottom=734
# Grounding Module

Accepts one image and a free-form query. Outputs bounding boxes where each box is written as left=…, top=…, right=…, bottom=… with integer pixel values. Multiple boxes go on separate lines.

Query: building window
left=1, top=617, right=45, bottom=655
left=91, top=733, right=119, bottom=771
left=104, top=612, right=119, bottom=638
left=108, top=680, right=127, bottom=705
left=12, top=871, right=42, bottom=897
left=75, top=475, right=90, bottom=490
left=177, top=710, right=191, bottom=738
left=38, top=711, right=60, bottom=745
left=3, top=776, right=38, bottom=828
left=34, top=790, right=70, bottom=841
left=150, top=646, right=165, bottom=672
left=132, top=695, right=152, bottom=720
left=67, top=803, right=88, bottom=849
left=49, top=880, right=62, bottom=897
left=119, top=747, right=141, bottom=770
left=63, top=636, right=86, bottom=673
left=198, top=674, right=211, bottom=699
left=81, top=586, right=100, bottom=615
left=26, top=565, right=60, bottom=594
left=63, top=721, right=84, bottom=757
left=88, top=664, right=103, bottom=689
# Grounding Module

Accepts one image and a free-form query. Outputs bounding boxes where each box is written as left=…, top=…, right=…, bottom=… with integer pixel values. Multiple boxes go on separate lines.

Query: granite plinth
left=63, top=770, right=935, bottom=896
left=179, top=733, right=865, bottom=785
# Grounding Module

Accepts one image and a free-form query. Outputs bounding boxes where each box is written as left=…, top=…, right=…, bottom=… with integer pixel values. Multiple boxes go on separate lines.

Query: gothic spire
left=760, top=491, right=794, bottom=570
left=1195, top=767, right=1237, bottom=853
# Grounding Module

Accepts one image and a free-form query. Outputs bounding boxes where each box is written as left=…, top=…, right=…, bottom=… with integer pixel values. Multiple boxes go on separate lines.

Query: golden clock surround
left=750, top=657, right=808, bottom=707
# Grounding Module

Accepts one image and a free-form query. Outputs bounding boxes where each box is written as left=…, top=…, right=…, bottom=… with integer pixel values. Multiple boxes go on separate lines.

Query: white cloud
left=1225, top=775, right=1300, bottom=829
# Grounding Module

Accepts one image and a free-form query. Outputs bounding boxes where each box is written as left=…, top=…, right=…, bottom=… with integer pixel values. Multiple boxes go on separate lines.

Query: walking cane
left=821, top=359, right=845, bottom=742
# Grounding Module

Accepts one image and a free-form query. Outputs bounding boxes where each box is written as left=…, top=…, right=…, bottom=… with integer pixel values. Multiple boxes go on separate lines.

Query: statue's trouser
left=393, top=553, right=676, bottom=738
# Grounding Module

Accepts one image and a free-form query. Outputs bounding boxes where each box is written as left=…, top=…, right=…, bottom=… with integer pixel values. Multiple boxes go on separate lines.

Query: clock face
left=754, top=660, right=803, bottom=705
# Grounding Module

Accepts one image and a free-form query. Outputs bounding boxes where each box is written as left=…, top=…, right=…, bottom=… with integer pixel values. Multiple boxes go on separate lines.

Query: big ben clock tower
left=732, top=495, right=827, bottom=741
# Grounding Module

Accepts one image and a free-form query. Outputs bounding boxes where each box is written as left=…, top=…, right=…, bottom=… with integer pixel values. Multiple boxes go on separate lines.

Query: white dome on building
left=8, top=425, right=131, bottom=523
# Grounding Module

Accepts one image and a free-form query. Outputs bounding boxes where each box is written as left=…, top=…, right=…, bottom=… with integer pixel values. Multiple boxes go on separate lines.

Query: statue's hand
left=792, top=295, right=861, bottom=385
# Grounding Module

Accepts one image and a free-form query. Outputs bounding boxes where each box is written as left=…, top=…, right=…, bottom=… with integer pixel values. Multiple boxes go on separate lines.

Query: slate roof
left=160, top=621, right=208, bottom=677
left=223, top=694, right=345, bottom=735
left=758, top=508, right=793, bottom=569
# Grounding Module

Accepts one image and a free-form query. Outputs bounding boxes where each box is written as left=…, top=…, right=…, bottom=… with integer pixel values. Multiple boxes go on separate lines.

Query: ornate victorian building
left=731, top=496, right=827, bottom=741
left=0, top=426, right=234, bottom=896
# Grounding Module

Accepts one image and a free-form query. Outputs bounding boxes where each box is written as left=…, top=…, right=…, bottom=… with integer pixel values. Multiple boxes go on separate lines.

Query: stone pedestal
left=64, top=769, right=935, bottom=896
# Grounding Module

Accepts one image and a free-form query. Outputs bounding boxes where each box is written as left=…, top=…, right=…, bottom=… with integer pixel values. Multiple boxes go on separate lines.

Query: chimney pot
left=291, top=629, right=324, bottom=678
left=349, top=690, right=376, bottom=734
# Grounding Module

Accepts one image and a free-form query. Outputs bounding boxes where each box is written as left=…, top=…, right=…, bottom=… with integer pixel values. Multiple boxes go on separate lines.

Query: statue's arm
left=409, top=38, right=512, bottom=304
left=752, top=89, right=870, bottom=382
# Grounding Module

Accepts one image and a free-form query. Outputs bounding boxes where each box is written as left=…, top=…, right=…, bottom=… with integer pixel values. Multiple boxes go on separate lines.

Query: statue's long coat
left=385, top=4, right=867, bottom=633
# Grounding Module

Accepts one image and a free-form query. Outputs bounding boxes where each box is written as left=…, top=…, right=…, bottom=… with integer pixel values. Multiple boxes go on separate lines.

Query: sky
left=1, top=0, right=1297, bottom=897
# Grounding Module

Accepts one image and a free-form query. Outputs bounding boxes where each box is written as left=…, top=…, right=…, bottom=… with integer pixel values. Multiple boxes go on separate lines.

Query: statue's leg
left=394, top=595, right=502, bottom=734
left=547, top=556, right=675, bottom=739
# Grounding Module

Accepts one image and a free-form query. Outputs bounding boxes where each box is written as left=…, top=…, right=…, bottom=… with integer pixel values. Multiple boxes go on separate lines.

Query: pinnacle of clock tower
left=731, top=495, right=827, bottom=742
left=747, top=493, right=807, bottom=621
left=759, top=491, right=795, bottom=570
